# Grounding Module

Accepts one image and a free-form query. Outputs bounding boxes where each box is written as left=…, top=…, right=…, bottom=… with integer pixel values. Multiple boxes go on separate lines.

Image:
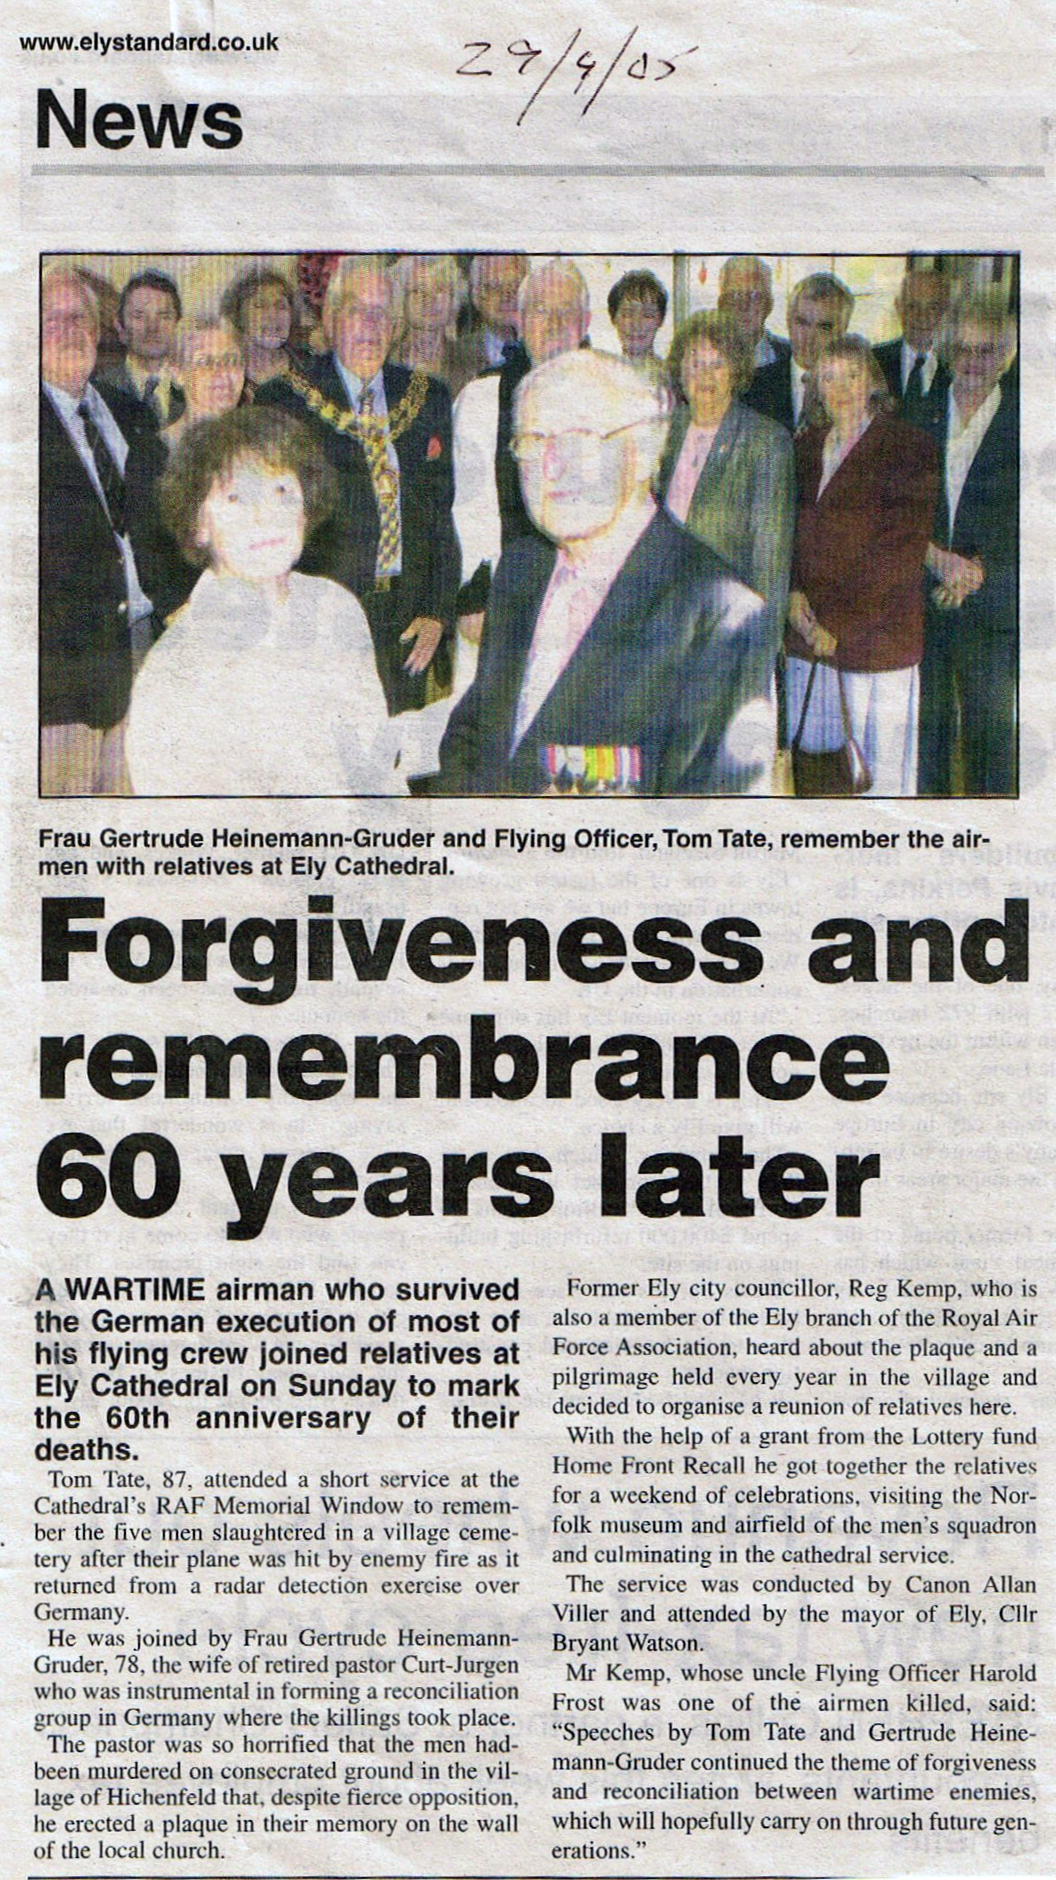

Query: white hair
left=515, top=348, right=671, bottom=481
left=940, top=289, right=1017, bottom=370
left=389, top=253, right=466, bottom=325
left=323, top=254, right=395, bottom=322
left=519, top=258, right=590, bottom=323
left=41, top=263, right=100, bottom=331
left=719, top=255, right=773, bottom=295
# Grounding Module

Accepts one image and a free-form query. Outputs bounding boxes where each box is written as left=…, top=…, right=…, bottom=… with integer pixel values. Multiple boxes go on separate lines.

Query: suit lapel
left=780, top=362, right=796, bottom=429
left=41, top=390, right=115, bottom=527
left=658, top=406, right=689, bottom=497
left=810, top=416, right=885, bottom=511
left=384, top=363, right=416, bottom=480
left=687, top=402, right=741, bottom=520
left=315, top=352, right=354, bottom=411
left=523, top=512, right=674, bottom=744
left=917, top=391, right=953, bottom=542
left=492, top=547, right=558, bottom=763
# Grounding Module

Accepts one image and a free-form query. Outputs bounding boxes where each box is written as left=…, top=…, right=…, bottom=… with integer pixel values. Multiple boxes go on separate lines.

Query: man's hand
left=401, top=615, right=445, bottom=673
left=457, top=610, right=486, bottom=647
left=927, top=546, right=986, bottom=609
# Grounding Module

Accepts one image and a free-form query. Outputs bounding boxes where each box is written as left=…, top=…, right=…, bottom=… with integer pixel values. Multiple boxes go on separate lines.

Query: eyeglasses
left=336, top=302, right=394, bottom=329
left=509, top=416, right=664, bottom=464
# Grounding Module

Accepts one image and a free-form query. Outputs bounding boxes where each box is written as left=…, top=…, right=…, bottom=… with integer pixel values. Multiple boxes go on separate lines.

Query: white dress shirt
left=791, top=358, right=812, bottom=425
left=817, top=413, right=873, bottom=498
left=945, top=383, right=1001, bottom=530
left=899, top=339, right=939, bottom=397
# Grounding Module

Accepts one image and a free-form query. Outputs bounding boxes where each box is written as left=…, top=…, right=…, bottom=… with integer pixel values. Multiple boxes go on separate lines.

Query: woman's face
left=614, top=293, right=662, bottom=359
left=244, top=282, right=293, bottom=349
left=681, top=336, right=735, bottom=427
left=196, top=456, right=305, bottom=583
left=178, top=327, right=245, bottom=418
left=817, top=352, right=871, bottom=428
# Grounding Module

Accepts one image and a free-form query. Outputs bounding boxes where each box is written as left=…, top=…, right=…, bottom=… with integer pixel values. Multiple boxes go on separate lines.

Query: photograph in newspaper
left=39, top=251, right=1019, bottom=800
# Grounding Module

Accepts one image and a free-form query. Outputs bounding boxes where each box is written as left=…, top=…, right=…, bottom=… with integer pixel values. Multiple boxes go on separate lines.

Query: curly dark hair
left=607, top=269, right=668, bottom=324
left=667, top=309, right=755, bottom=400
left=221, top=267, right=300, bottom=340
left=158, top=406, right=336, bottom=568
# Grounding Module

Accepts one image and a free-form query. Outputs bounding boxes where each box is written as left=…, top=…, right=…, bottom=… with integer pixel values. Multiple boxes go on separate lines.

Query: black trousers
left=362, top=579, right=431, bottom=716
left=918, top=607, right=1016, bottom=797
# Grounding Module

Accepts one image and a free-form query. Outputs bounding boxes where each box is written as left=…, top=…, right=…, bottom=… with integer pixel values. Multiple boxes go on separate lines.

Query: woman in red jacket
left=785, top=335, right=940, bottom=795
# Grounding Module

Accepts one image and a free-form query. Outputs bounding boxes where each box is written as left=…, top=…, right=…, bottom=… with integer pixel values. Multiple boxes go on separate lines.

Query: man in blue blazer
left=259, top=255, right=459, bottom=713
left=436, top=352, right=771, bottom=795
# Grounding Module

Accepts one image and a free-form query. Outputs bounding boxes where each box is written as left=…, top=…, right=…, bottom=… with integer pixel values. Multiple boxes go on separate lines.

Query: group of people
left=39, top=251, right=1018, bottom=797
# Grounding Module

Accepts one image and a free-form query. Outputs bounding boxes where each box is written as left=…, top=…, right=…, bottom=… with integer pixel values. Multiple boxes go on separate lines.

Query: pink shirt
left=664, top=420, right=720, bottom=523
left=512, top=495, right=657, bottom=749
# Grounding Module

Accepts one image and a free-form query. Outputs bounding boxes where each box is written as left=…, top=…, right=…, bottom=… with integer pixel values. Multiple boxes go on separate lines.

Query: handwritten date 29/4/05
left=457, top=28, right=699, bottom=125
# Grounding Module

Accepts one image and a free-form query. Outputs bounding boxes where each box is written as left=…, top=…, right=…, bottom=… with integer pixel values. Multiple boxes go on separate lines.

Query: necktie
left=797, top=372, right=824, bottom=435
left=143, top=374, right=163, bottom=425
left=358, top=382, right=401, bottom=581
left=903, top=352, right=926, bottom=416
left=78, top=400, right=125, bottom=534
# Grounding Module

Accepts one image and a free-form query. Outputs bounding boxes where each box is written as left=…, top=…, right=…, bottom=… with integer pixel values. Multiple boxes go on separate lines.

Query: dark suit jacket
left=39, top=388, right=134, bottom=728
left=92, top=359, right=186, bottom=438
left=657, top=400, right=794, bottom=660
left=124, top=431, right=197, bottom=628
left=742, top=355, right=796, bottom=432
left=788, top=412, right=940, bottom=672
left=759, top=331, right=791, bottom=367
left=873, top=339, right=950, bottom=424
left=259, top=355, right=460, bottom=630
left=437, top=506, right=772, bottom=795
left=918, top=381, right=1017, bottom=641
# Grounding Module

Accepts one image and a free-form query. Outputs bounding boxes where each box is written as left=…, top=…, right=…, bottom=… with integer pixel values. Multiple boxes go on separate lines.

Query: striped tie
left=359, top=382, right=401, bottom=581
left=78, top=401, right=125, bottom=534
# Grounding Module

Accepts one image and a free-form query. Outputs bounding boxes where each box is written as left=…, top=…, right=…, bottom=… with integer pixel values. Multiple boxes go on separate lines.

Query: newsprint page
left=2, top=0, right=1054, bottom=1877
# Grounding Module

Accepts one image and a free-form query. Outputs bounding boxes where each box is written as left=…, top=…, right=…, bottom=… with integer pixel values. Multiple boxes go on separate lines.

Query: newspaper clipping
left=3, top=1, right=1053, bottom=1875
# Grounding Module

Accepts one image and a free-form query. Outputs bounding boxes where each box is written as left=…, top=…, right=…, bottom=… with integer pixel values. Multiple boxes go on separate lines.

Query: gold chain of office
left=284, top=365, right=430, bottom=442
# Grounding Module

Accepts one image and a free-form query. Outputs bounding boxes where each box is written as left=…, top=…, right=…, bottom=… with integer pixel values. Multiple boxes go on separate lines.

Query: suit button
left=117, top=602, right=128, bottom=614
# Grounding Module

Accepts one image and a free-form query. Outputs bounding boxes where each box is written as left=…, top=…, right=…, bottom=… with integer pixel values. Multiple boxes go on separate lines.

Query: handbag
left=790, top=657, right=872, bottom=797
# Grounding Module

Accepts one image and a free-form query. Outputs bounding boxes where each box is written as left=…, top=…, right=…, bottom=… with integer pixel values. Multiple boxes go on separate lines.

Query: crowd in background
left=39, top=250, right=1018, bottom=797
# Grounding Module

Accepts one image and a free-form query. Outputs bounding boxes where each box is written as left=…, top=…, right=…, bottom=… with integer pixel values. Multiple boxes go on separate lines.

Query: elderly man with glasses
left=436, top=349, right=771, bottom=795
